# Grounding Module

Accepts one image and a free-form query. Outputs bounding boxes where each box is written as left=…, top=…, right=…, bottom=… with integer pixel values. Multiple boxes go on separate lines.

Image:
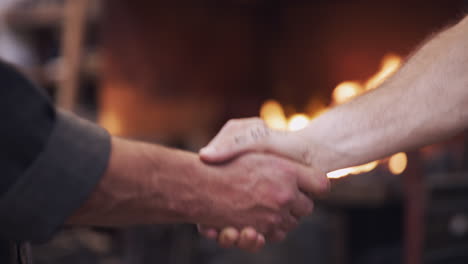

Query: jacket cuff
left=0, top=111, right=111, bottom=242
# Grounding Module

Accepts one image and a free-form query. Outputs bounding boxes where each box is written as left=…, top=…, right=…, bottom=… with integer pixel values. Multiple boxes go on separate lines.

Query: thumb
left=199, top=117, right=313, bottom=166
left=199, top=145, right=243, bottom=163
left=199, top=118, right=271, bottom=163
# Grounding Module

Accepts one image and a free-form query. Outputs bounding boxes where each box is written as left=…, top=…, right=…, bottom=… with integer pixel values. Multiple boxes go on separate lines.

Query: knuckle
left=267, top=214, right=282, bottom=227
left=317, top=176, right=331, bottom=194
left=274, top=190, right=294, bottom=207
left=226, top=119, right=241, bottom=128
left=275, top=160, right=297, bottom=176
left=300, top=147, right=314, bottom=166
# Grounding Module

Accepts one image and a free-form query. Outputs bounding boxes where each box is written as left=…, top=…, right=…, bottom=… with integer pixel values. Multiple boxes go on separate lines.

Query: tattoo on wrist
left=234, top=135, right=246, bottom=144
left=250, top=125, right=271, bottom=141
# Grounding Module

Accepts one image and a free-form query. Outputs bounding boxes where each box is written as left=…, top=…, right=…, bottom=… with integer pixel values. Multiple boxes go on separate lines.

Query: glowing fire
left=327, top=160, right=379, bottom=179
left=365, top=54, right=402, bottom=90
left=332, top=81, right=363, bottom=105
left=260, top=100, right=288, bottom=130
left=260, top=53, right=407, bottom=178
left=388, top=152, right=408, bottom=175
left=288, top=114, right=310, bottom=131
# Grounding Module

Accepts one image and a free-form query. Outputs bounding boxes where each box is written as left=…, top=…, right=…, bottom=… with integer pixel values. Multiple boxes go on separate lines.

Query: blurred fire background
left=2, top=0, right=468, bottom=264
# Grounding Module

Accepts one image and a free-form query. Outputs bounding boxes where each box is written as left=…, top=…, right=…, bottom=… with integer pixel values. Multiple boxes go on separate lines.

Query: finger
left=252, top=234, right=266, bottom=252
left=290, top=192, right=314, bottom=218
left=265, top=212, right=297, bottom=243
left=202, top=128, right=310, bottom=166
left=218, top=227, right=239, bottom=248
left=200, top=118, right=270, bottom=162
left=280, top=212, right=299, bottom=232
left=238, top=227, right=259, bottom=252
left=294, top=164, right=330, bottom=197
left=198, top=225, right=219, bottom=240
left=268, top=229, right=287, bottom=243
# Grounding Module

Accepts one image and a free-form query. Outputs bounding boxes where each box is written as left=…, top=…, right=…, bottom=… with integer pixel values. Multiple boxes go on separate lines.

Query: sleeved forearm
left=0, top=61, right=111, bottom=242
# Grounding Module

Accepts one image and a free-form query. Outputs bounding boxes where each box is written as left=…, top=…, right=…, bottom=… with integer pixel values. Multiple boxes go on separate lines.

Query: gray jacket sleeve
left=0, top=62, right=111, bottom=242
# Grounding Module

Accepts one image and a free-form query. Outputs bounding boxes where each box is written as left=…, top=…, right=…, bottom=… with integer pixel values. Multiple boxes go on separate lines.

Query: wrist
left=143, top=146, right=212, bottom=225
left=160, top=151, right=212, bottom=224
left=68, top=137, right=210, bottom=226
left=299, top=119, right=345, bottom=173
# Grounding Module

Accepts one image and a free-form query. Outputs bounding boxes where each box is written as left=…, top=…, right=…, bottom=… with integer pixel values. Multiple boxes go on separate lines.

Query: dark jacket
left=0, top=61, right=111, bottom=263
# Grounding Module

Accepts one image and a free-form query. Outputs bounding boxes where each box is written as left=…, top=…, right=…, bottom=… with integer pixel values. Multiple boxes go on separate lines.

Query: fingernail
left=200, top=146, right=215, bottom=155
left=241, top=227, right=255, bottom=239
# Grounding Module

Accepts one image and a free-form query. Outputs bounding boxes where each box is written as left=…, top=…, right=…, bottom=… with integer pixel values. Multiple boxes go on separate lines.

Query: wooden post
left=57, top=0, right=90, bottom=110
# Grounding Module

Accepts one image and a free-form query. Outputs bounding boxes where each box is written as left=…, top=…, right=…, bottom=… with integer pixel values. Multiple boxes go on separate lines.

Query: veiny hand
left=198, top=118, right=330, bottom=252
left=197, top=153, right=326, bottom=243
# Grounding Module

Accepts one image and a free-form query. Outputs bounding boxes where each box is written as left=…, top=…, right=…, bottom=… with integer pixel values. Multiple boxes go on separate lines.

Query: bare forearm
left=68, top=136, right=318, bottom=242
left=302, top=16, right=468, bottom=172
left=67, top=137, right=207, bottom=226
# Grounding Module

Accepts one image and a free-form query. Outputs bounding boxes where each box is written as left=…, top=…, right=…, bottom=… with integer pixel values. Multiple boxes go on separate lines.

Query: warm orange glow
left=351, top=161, right=379, bottom=174
left=327, top=160, right=379, bottom=179
left=260, top=100, right=288, bottom=130
left=309, top=108, right=327, bottom=120
left=306, top=99, right=327, bottom=119
left=288, top=114, right=310, bottom=131
left=99, top=111, right=122, bottom=135
left=332, top=81, right=363, bottom=104
left=260, top=53, right=405, bottom=179
left=365, top=54, right=402, bottom=90
left=327, top=168, right=354, bottom=179
left=325, top=53, right=404, bottom=178
left=388, top=152, right=408, bottom=175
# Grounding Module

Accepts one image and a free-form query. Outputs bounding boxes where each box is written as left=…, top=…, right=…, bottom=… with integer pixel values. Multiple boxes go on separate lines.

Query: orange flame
left=332, top=81, right=363, bottom=104
left=260, top=53, right=405, bottom=179
left=260, top=100, right=288, bottom=130
left=388, top=152, right=408, bottom=175
left=365, top=54, right=402, bottom=90
left=288, top=114, right=310, bottom=131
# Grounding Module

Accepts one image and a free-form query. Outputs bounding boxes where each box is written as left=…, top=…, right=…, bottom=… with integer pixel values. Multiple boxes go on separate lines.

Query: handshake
left=194, top=117, right=330, bottom=252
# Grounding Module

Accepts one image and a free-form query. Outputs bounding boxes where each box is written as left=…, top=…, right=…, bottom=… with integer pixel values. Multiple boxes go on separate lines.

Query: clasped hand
left=197, top=118, right=330, bottom=252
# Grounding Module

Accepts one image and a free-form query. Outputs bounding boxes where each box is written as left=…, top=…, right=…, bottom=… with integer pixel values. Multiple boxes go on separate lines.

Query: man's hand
left=198, top=225, right=266, bottom=252
left=200, top=118, right=312, bottom=166
left=196, top=152, right=327, bottom=242
left=199, top=14, right=468, bottom=254
left=197, top=118, right=329, bottom=251
left=68, top=138, right=326, bottom=244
